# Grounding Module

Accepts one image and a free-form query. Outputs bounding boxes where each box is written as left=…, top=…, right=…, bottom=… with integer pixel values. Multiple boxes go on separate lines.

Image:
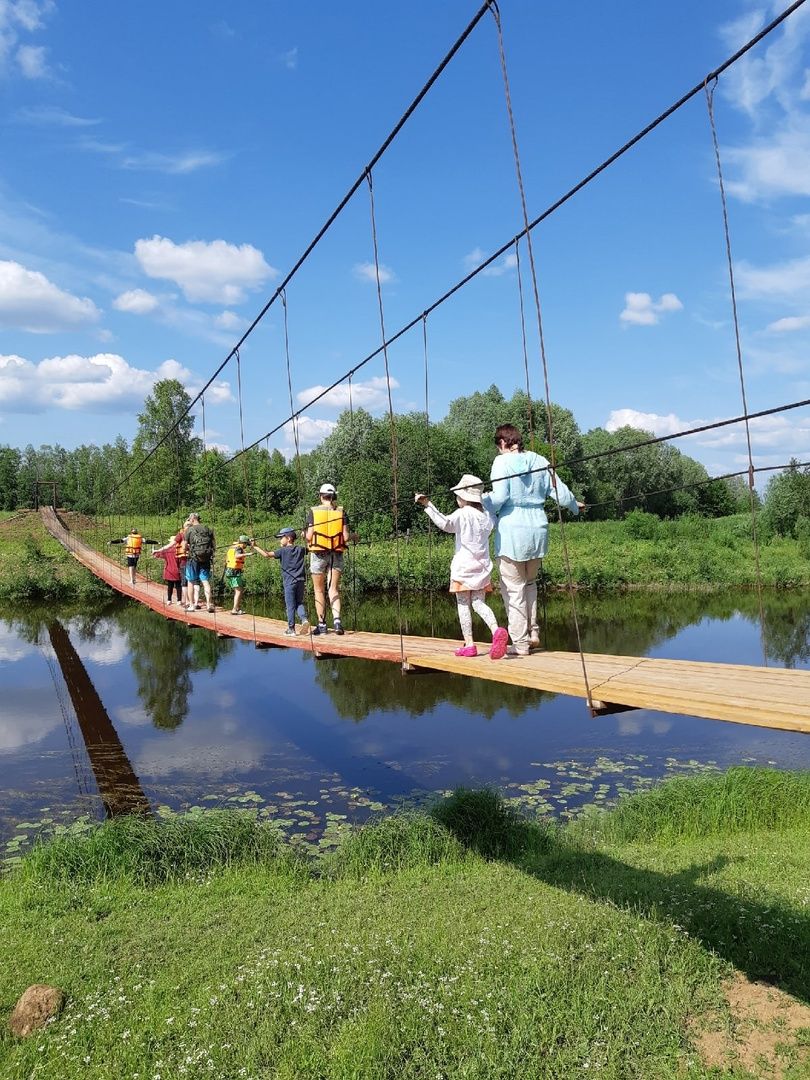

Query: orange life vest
left=226, top=544, right=245, bottom=571
left=308, top=506, right=346, bottom=552
left=175, top=536, right=188, bottom=560
left=125, top=533, right=143, bottom=557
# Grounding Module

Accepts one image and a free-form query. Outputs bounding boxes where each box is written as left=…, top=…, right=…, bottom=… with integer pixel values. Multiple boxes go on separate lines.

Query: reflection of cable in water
left=38, top=630, right=94, bottom=805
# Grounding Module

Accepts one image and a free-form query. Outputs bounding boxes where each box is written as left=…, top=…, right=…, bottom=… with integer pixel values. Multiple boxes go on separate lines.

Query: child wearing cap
left=253, top=528, right=310, bottom=637
left=224, top=535, right=253, bottom=615
left=415, top=475, right=508, bottom=660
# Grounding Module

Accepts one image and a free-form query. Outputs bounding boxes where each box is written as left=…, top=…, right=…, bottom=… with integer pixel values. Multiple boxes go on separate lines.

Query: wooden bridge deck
left=41, top=507, right=810, bottom=735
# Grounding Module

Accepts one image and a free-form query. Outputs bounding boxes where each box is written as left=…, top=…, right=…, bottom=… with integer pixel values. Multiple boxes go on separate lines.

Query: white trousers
left=497, top=556, right=542, bottom=652
left=455, top=590, right=498, bottom=644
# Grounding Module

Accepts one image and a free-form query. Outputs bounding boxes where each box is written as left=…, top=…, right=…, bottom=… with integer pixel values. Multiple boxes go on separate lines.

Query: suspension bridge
left=30, top=2, right=810, bottom=738
left=41, top=507, right=810, bottom=735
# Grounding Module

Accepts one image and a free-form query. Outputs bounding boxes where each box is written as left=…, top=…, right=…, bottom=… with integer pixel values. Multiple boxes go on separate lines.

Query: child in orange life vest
left=224, top=535, right=253, bottom=614
left=415, top=475, right=508, bottom=660
left=304, top=483, right=358, bottom=636
left=253, top=527, right=310, bottom=637
left=108, top=528, right=158, bottom=586
left=152, top=533, right=185, bottom=605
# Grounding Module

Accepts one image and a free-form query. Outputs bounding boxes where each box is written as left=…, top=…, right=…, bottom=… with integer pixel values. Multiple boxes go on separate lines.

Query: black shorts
left=126, top=556, right=139, bottom=568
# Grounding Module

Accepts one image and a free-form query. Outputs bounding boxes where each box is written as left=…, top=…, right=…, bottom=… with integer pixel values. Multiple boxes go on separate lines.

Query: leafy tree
left=762, top=461, right=810, bottom=537
left=0, top=446, right=20, bottom=509
left=131, top=379, right=201, bottom=514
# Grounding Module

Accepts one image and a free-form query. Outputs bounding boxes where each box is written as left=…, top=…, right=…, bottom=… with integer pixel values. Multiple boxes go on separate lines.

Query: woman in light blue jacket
left=483, top=423, right=583, bottom=655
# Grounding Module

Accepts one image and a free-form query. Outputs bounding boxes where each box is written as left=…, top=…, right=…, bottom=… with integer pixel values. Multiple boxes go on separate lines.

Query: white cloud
left=16, top=104, right=99, bottom=126
left=113, top=287, right=159, bottom=314
left=766, top=314, right=810, bottom=333
left=0, top=259, right=100, bottom=332
left=284, top=416, right=336, bottom=450
left=17, top=41, right=46, bottom=77
left=619, top=291, right=683, bottom=326
left=295, top=375, right=399, bottom=412
left=121, top=149, right=227, bottom=174
left=213, top=309, right=243, bottom=330
left=737, top=255, right=810, bottom=301
left=135, top=235, right=276, bottom=304
left=0, top=351, right=197, bottom=412
left=718, top=5, right=810, bottom=201
left=463, top=246, right=517, bottom=277
left=353, top=261, right=396, bottom=285
left=280, top=46, right=298, bottom=70
left=0, top=0, right=54, bottom=78
left=605, top=406, right=810, bottom=461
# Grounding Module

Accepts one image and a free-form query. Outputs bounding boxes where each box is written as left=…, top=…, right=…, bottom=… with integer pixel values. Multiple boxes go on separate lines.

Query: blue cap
left=275, top=526, right=296, bottom=538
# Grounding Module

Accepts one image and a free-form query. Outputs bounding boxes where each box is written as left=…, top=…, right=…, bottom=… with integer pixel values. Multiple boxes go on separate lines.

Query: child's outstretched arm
left=414, top=493, right=457, bottom=534
left=251, top=544, right=273, bottom=558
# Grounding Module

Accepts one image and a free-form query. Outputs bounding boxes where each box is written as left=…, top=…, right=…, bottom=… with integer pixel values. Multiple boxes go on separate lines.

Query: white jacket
left=423, top=502, right=495, bottom=591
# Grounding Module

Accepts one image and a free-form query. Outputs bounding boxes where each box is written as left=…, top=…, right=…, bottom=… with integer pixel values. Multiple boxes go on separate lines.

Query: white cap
left=451, top=474, right=484, bottom=503
left=319, top=483, right=337, bottom=495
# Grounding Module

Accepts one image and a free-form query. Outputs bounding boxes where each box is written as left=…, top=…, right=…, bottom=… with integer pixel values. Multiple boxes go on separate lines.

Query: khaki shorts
left=310, top=551, right=344, bottom=575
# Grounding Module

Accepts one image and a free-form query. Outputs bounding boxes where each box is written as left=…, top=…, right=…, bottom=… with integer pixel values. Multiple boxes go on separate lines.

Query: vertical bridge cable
left=490, top=1, right=594, bottom=710
left=235, top=348, right=256, bottom=642
left=422, top=314, right=436, bottom=638
left=705, top=78, right=768, bottom=666
left=347, top=372, right=359, bottom=631
left=280, top=288, right=315, bottom=649
left=513, top=237, right=535, bottom=448
left=365, top=167, right=406, bottom=667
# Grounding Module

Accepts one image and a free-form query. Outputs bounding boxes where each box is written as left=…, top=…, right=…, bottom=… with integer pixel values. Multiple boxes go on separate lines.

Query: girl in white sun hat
left=415, top=475, right=508, bottom=660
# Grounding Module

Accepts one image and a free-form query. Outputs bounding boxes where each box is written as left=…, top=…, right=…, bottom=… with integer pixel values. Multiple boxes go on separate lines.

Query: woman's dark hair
left=494, top=423, right=523, bottom=452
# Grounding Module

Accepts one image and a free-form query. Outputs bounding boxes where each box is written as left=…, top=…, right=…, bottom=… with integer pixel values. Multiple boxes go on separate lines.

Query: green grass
left=72, top=509, right=810, bottom=597
left=1, top=770, right=809, bottom=1078
left=0, top=511, right=111, bottom=602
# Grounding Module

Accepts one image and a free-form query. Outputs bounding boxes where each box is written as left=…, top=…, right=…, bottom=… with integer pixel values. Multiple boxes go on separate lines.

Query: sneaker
left=489, top=627, right=508, bottom=661
left=333, top=619, right=345, bottom=636
left=312, top=624, right=328, bottom=636
left=284, top=627, right=296, bottom=637
left=231, top=609, right=245, bottom=616
left=454, top=645, right=477, bottom=657
left=207, top=605, right=215, bottom=613
left=165, top=599, right=173, bottom=606
left=506, top=645, right=530, bottom=657
left=296, top=620, right=311, bottom=636
left=530, top=630, right=541, bottom=647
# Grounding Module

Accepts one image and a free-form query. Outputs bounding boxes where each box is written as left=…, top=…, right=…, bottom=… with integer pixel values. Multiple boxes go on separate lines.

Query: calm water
left=2, top=590, right=809, bottom=857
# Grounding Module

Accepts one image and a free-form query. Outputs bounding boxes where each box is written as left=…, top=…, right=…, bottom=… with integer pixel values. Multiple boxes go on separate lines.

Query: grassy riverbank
left=1, top=769, right=809, bottom=1079
left=0, top=511, right=110, bottom=602
left=79, top=508, right=809, bottom=594
left=4, top=509, right=808, bottom=602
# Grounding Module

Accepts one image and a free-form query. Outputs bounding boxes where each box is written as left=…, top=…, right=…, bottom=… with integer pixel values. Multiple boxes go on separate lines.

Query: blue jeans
left=284, top=579, right=306, bottom=627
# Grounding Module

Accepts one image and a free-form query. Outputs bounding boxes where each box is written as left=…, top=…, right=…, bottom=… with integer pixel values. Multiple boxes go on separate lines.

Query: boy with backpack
left=183, top=513, right=216, bottom=612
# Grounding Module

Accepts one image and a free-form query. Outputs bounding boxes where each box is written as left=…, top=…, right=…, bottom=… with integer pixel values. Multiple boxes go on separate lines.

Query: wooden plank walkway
left=41, top=507, right=810, bottom=735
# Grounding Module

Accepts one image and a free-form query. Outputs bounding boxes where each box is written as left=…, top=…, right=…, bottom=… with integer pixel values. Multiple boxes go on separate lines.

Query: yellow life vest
left=308, top=505, right=346, bottom=552
left=175, top=537, right=188, bottom=560
left=125, top=533, right=143, bottom=557
left=226, top=545, right=245, bottom=571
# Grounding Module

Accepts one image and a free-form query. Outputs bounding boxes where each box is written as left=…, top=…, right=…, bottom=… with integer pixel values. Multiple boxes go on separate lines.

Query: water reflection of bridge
left=44, top=620, right=151, bottom=818
left=42, top=507, right=810, bottom=735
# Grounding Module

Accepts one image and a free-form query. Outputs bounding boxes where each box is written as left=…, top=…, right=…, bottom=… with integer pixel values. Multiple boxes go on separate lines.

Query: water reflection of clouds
left=616, top=712, right=673, bottom=737
left=69, top=629, right=130, bottom=667
left=0, top=689, right=60, bottom=750
left=134, top=710, right=271, bottom=778
left=114, top=705, right=151, bottom=727
left=0, top=625, right=31, bottom=663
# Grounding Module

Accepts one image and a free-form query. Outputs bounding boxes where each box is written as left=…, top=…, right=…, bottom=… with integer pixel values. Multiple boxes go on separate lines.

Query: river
left=2, top=589, right=809, bottom=859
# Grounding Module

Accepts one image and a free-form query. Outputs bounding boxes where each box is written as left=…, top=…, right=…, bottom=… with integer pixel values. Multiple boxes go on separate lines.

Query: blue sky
left=1, top=0, right=810, bottom=480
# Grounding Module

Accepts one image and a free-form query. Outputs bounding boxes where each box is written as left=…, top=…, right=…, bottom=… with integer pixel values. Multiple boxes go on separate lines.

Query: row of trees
left=2, top=379, right=805, bottom=536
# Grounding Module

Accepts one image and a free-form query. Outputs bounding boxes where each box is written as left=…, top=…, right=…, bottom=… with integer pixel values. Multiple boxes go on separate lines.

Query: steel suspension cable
left=513, top=237, right=535, bottom=448
left=366, top=169, right=405, bottom=665
left=422, top=313, right=436, bottom=638
left=491, top=1, right=593, bottom=708
left=705, top=77, right=768, bottom=665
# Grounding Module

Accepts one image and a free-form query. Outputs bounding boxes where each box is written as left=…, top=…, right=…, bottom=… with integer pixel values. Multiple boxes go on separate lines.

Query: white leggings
left=456, top=590, right=498, bottom=644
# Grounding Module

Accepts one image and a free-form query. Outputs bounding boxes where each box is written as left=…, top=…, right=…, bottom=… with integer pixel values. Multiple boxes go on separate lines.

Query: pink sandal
left=454, top=645, right=477, bottom=657
left=489, top=627, right=508, bottom=661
